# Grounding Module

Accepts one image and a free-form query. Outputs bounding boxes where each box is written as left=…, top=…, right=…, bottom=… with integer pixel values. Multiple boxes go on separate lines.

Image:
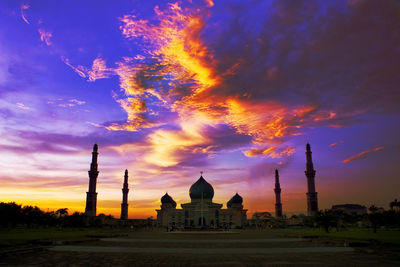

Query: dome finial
left=200, top=171, right=203, bottom=177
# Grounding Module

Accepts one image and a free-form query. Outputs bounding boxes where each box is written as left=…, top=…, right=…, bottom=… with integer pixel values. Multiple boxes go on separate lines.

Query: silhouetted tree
left=63, top=211, right=86, bottom=227
left=368, top=205, right=383, bottom=233
left=22, top=205, right=45, bottom=227
left=302, top=215, right=315, bottom=228
left=0, top=202, right=22, bottom=227
left=0, top=202, right=117, bottom=228
left=315, top=210, right=338, bottom=233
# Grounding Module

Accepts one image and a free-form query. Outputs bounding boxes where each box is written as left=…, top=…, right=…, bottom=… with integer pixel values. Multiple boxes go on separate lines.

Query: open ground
left=1, top=228, right=400, bottom=266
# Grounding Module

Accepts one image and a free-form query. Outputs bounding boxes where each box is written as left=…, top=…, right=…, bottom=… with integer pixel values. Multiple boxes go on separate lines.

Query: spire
left=306, top=143, right=314, bottom=172
left=274, top=169, right=282, bottom=217
left=90, top=144, right=98, bottom=172
left=275, top=169, right=280, bottom=185
left=121, top=169, right=130, bottom=220
left=124, top=169, right=128, bottom=184
left=305, top=143, right=318, bottom=216
left=85, top=144, right=99, bottom=217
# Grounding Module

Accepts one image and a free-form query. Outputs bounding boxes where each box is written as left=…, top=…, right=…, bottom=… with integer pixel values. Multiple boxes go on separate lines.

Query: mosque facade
left=156, top=175, right=247, bottom=229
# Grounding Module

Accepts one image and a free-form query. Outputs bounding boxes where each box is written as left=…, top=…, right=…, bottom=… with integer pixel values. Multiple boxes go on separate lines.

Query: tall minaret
left=305, top=143, right=318, bottom=216
left=85, top=144, right=99, bottom=217
left=120, top=169, right=129, bottom=220
left=274, top=169, right=283, bottom=217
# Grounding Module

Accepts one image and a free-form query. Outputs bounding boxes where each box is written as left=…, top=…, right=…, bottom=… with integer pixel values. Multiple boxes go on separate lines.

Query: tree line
left=311, top=204, right=400, bottom=233
left=0, top=202, right=113, bottom=228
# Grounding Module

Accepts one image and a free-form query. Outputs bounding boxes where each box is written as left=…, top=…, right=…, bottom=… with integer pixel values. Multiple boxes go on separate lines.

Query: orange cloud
left=205, top=0, right=214, bottom=7
left=119, top=2, right=219, bottom=91
left=330, top=140, right=344, bottom=147
left=144, top=119, right=211, bottom=167
left=314, top=111, right=336, bottom=121
left=343, top=146, right=384, bottom=163
left=38, top=28, right=52, bottom=46
left=245, top=146, right=295, bottom=158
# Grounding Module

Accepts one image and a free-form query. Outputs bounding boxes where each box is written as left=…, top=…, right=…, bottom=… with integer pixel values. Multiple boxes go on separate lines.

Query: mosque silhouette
left=84, top=143, right=318, bottom=228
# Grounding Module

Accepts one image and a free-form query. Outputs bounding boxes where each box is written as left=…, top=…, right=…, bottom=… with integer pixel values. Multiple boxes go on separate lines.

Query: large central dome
left=189, top=175, right=214, bottom=201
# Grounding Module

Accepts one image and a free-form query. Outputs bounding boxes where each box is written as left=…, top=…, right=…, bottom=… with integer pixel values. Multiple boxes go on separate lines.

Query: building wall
left=157, top=201, right=247, bottom=228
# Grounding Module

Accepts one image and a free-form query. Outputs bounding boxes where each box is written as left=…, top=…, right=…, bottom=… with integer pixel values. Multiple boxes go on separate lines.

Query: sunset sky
left=1, top=0, right=399, bottom=219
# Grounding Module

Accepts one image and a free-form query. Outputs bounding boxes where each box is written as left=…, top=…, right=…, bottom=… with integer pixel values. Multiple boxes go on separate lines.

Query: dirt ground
left=1, top=230, right=399, bottom=266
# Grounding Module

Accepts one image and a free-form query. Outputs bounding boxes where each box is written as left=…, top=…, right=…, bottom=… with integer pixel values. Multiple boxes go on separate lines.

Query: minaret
left=274, top=169, right=283, bottom=217
left=85, top=144, right=99, bottom=217
left=120, top=169, right=129, bottom=220
left=305, top=143, right=318, bottom=216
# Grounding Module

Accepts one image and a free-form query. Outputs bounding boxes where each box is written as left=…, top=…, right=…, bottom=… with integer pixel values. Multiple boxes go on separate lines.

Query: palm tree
left=56, top=208, right=69, bottom=217
left=390, top=199, right=399, bottom=211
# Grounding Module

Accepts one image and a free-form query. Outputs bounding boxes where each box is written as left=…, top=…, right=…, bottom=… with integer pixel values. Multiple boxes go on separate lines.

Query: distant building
left=251, top=212, right=273, bottom=220
left=248, top=212, right=274, bottom=228
left=331, top=204, right=367, bottom=215
left=286, top=215, right=303, bottom=226
left=156, top=174, right=247, bottom=229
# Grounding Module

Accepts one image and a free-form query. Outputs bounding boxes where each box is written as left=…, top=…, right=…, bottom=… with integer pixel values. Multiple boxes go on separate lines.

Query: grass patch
left=278, top=228, right=400, bottom=245
left=0, top=228, right=125, bottom=247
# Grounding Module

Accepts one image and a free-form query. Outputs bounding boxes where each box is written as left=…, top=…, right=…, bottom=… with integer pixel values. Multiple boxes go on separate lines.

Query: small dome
left=227, top=193, right=243, bottom=208
left=161, top=193, right=176, bottom=208
left=189, top=176, right=214, bottom=200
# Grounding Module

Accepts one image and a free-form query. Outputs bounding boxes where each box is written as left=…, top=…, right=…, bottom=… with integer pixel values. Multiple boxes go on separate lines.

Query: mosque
left=156, top=173, right=248, bottom=229
left=84, top=143, right=319, bottom=228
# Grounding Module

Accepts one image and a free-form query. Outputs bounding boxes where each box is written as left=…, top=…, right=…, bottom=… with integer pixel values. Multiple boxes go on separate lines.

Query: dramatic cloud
left=58, top=0, right=400, bottom=170
left=343, top=146, right=384, bottom=163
